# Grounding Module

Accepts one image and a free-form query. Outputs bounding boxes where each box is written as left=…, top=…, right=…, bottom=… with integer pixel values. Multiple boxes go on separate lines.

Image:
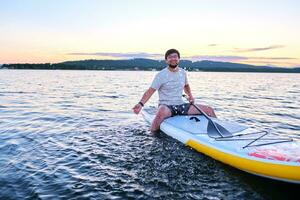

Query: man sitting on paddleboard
left=133, top=49, right=217, bottom=133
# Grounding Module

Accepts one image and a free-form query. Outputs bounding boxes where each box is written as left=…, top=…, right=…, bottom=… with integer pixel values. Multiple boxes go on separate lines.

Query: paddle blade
left=215, top=122, right=232, bottom=137
left=207, top=120, right=222, bottom=138
left=207, top=119, right=232, bottom=138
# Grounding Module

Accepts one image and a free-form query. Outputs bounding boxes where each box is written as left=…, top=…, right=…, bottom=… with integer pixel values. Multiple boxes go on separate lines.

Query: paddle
left=182, top=94, right=232, bottom=138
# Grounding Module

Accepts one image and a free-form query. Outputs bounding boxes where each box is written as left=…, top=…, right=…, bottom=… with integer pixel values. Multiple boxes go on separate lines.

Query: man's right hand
left=132, top=103, right=143, bottom=114
left=132, top=88, right=155, bottom=114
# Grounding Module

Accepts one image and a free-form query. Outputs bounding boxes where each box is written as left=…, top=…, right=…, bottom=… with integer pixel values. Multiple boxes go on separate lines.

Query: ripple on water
left=0, top=70, right=299, bottom=199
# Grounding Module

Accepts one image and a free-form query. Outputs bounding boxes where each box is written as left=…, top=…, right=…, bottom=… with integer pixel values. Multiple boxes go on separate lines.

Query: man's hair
left=165, top=49, right=180, bottom=60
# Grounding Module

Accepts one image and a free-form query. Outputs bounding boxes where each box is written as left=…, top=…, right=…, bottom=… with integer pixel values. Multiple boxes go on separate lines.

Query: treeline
left=1, top=58, right=300, bottom=73
left=1, top=63, right=85, bottom=70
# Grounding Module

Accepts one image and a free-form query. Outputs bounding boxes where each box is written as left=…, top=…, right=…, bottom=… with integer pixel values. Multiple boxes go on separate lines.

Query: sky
left=0, top=0, right=300, bottom=67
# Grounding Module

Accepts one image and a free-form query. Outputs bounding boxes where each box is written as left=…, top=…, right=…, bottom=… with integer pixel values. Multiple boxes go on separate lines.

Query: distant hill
left=1, top=58, right=300, bottom=73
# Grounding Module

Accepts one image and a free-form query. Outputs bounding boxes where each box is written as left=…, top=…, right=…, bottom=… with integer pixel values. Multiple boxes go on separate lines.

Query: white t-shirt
left=150, top=67, right=188, bottom=105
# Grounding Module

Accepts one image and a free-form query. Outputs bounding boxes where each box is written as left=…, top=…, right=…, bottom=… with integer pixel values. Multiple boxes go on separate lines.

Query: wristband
left=138, top=101, right=144, bottom=107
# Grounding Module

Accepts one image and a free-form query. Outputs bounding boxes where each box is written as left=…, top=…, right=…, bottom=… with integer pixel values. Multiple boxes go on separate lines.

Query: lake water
left=0, top=70, right=299, bottom=199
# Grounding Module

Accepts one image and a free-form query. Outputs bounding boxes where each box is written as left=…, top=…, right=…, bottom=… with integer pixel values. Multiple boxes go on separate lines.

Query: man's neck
left=167, top=66, right=179, bottom=72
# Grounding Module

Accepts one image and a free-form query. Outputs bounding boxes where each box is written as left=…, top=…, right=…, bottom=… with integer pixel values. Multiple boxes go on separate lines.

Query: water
left=0, top=70, right=299, bottom=199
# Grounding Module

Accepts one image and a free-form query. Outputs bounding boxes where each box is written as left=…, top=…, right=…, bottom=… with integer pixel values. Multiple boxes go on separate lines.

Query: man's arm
left=132, top=87, right=156, bottom=114
left=184, top=84, right=195, bottom=103
left=184, top=84, right=192, bottom=97
left=139, top=87, right=156, bottom=105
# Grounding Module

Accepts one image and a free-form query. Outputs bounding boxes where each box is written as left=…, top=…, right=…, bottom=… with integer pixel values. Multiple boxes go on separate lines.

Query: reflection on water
left=0, top=70, right=299, bottom=199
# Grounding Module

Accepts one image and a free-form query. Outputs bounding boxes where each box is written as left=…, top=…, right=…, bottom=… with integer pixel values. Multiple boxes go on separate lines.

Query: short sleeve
left=150, top=73, right=162, bottom=90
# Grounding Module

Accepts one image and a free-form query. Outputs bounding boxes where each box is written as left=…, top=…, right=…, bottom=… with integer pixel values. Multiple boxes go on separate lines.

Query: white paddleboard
left=142, top=106, right=300, bottom=184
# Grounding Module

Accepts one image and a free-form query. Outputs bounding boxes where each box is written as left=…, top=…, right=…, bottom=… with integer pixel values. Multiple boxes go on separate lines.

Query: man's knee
left=197, top=104, right=212, bottom=111
left=157, top=105, right=171, bottom=118
left=206, top=105, right=213, bottom=111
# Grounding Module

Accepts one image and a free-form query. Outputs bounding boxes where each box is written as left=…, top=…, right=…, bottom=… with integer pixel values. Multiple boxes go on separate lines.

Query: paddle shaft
left=182, top=94, right=210, bottom=118
left=182, top=94, right=224, bottom=136
left=190, top=102, right=223, bottom=132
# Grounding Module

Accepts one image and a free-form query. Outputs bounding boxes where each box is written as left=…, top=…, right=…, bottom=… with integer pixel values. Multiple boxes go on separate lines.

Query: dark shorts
left=159, top=103, right=191, bottom=117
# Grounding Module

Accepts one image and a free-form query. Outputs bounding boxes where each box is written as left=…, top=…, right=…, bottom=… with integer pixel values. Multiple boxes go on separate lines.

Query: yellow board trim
left=186, top=139, right=300, bottom=182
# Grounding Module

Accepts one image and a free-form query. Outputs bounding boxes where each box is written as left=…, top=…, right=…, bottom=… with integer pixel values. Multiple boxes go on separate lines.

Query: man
left=132, top=49, right=217, bottom=133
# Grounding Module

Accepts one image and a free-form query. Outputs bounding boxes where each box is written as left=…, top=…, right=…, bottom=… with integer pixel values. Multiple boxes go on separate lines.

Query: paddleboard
left=142, top=106, right=300, bottom=184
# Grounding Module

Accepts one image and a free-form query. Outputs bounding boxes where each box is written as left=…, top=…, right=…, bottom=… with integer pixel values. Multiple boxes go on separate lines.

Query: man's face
left=166, top=53, right=180, bottom=68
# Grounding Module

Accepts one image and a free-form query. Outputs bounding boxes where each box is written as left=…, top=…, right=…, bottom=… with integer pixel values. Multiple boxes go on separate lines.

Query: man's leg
left=187, top=104, right=217, bottom=117
left=150, top=105, right=172, bottom=133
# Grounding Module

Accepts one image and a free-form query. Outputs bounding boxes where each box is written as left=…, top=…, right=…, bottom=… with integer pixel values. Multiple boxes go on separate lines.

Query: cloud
left=183, top=55, right=298, bottom=66
left=68, top=51, right=247, bottom=62
left=184, top=55, right=246, bottom=62
left=66, top=51, right=299, bottom=66
left=67, top=52, right=163, bottom=59
left=234, top=45, right=285, bottom=53
left=246, top=56, right=295, bottom=60
left=241, top=60, right=299, bottom=67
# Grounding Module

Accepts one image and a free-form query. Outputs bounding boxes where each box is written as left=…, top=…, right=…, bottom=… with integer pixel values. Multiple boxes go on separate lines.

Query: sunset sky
left=1, top=0, right=299, bottom=67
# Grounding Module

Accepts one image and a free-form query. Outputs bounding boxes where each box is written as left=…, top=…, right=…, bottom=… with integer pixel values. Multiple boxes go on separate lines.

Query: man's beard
left=168, top=63, right=178, bottom=68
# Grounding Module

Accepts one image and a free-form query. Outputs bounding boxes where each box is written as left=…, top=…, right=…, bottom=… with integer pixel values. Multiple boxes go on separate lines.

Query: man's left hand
left=188, top=96, right=195, bottom=104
